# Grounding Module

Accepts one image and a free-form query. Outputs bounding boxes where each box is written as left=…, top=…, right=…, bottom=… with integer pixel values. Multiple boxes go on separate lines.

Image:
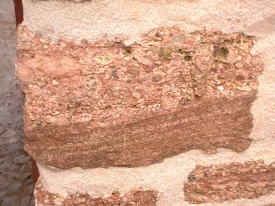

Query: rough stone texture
left=17, top=25, right=263, bottom=169
left=0, top=0, right=34, bottom=205
left=35, top=179, right=158, bottom=206
left=184, top=161, right=275, bottom=204
left=22, top=0, right=274, bottom=43
left=18, top=0, right=275, bottom=205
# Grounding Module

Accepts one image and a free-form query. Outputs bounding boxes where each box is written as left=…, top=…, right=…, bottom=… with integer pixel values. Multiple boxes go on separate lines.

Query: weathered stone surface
left=184, top=161, right=275, bottom=204
left=17, top=25, right=263, bottom=169
left=35, top=179, right=158, bottom=206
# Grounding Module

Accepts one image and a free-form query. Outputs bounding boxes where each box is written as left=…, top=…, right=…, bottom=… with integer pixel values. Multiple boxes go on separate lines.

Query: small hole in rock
left=184, top=55, right=192, bottom=61
left=214, top=46, right=229, bottom=59
left=123, top=46, right=132, bottom=54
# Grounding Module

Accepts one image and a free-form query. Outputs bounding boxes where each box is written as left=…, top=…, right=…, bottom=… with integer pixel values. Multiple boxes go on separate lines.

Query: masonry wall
left=17, top=0, right=275, bottom=205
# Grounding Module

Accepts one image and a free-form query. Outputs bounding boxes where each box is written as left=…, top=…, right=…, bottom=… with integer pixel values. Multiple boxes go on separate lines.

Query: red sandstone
left=17, top=25, right=263, bottom=168
left=184, top=161, right=275, bottom=204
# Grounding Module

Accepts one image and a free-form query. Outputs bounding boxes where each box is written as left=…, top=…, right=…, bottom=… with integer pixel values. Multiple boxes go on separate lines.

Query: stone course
left=35, top=180, right=158, bottom=206
left=184, top=161, right=275, bottom=204
left=18, top=25, right=263, bottom=169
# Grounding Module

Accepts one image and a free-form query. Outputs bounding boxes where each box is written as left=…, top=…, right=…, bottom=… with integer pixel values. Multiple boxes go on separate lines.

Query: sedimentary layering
left=17, top=0, right=275, bottom=205
left=17, top=25, right=263, bottom=169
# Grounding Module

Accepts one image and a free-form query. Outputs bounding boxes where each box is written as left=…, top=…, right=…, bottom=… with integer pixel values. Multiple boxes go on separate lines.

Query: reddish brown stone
left=35, top=180, right=158, bottom=206
left=17, top=26, right=263, bottom=169
left=184, top=161, right=275, bottom=204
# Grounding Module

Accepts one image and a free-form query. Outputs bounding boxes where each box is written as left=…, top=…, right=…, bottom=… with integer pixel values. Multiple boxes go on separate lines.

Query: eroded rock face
left=17, top=25, right=263, bottom=169
left=35, top=180, right=158, bottom=206
left=184, top=161, right=275, bottom=204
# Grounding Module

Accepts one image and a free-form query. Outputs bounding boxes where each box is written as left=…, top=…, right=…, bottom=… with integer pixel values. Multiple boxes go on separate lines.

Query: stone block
left=17, top=26, right=263, bottom=169
left=35, top=179, right=158, bottom=206
left=184, top=161, right=275, bottom=204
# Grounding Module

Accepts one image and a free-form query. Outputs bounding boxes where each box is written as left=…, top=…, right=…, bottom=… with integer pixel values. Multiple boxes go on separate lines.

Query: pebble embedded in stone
left=235, top=62, right=243, bottom=69
left=94, top=56, right=113, bottom=65
left=152, top=75, right=163, bottom=83
left=217, top=85, right=224, bottom=91
left=158, top=46, right=173, bottom=59
left=179, top=96, right=192, bottom=105
left=52, top=80, right=59, bottom=86
left=236, top=85, right=251, bottom=92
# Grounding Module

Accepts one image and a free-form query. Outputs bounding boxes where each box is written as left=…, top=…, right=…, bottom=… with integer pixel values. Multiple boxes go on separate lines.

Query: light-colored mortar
left=23, top=0, right=275, bottom=43
left=21, top=0, right=275, bottom=205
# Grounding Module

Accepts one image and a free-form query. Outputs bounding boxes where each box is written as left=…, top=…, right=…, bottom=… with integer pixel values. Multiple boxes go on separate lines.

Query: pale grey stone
left=20, top=195, right=32, bottom=206
left=0, top=196, right=20, bottom=206
left=7, top=181, right=22, bottom=193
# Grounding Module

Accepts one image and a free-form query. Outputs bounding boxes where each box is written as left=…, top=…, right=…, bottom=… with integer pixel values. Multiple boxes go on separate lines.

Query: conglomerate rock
left=35, top=179, right=158, bottom=206
left=184, top=161, right=275, bottom=204
left=17, top=25, right=263, bottom=169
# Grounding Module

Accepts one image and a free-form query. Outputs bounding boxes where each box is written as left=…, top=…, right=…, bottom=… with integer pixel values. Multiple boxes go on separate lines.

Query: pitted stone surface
left=17, top=26, right=263, bottom=169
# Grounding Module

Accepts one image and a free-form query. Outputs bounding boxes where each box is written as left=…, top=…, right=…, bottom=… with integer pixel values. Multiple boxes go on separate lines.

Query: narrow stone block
left=184, top=161, right=275, bottom=204
left=35, top=180, right=158, bottom=206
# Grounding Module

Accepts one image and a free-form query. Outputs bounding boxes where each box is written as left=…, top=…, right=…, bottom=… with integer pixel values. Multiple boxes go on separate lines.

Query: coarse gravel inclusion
left=18, top=25, right=263, bottom=169
left=19, top=0, right=275, bottom=205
